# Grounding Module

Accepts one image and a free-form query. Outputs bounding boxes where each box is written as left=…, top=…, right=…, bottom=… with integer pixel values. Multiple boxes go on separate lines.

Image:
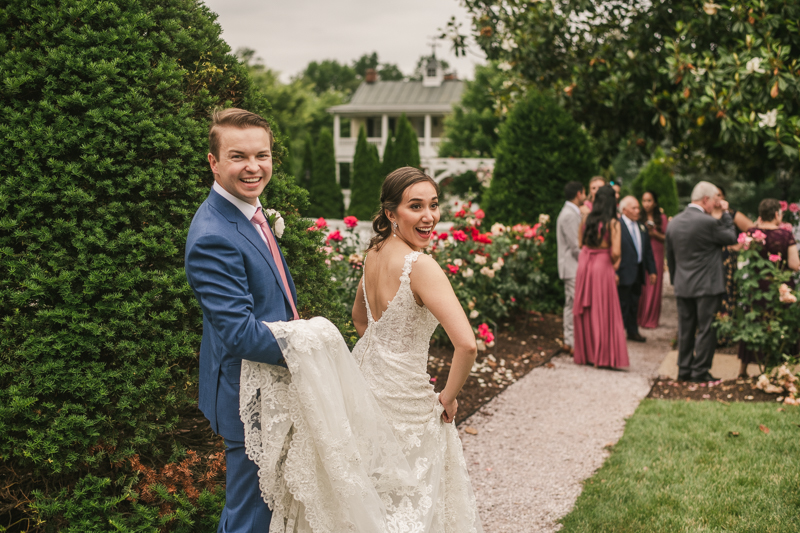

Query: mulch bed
left=429, top=312, right=564, bottom=424
left=647, top=377, right=786, bottom=404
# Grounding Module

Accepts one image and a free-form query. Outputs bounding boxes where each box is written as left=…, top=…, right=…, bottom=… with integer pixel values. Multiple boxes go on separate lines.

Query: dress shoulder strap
left=400, top=251, right=422, bottom=283
left=361, top=253, right=373, bottom=322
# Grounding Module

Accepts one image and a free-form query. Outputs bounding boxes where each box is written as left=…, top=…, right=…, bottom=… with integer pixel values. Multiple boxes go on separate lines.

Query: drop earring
left=392, top=222, right=398, bottom=237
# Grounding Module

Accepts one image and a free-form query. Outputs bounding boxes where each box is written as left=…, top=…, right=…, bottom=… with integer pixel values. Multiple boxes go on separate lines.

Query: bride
left=240, top=167, right=483, bottom=532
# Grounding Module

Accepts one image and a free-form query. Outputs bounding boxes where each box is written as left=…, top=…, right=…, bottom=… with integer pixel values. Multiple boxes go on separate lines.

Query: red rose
left=438, top=232, right=449, bottom=240
left=315, top=217, right=328, bottom=230
left=453, top=230, right=468, bottom=242
left=326, top=230, right=343, bottom=242
left=343, top=216, right=358, bottom=228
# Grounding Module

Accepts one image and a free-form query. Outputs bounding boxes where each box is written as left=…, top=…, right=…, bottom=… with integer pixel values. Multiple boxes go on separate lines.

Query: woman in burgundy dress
left=738, top=198, right=800, bottom=378
left=573, top=185, right=629, bottom=368
left=637, top=191, right=668, bottom=328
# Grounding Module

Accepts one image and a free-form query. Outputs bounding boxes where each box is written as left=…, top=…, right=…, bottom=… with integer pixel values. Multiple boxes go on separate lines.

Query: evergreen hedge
left=392, top=114, right=421, bottom=170
left=482, top=90, right=596, bottom=310
left=631, top=148, right=680, bottom=217
left=306, top=127, right=344, bottom=218
left=0, top=0, right=347, bottom=529
left=348, top=126, right=382, bottom=220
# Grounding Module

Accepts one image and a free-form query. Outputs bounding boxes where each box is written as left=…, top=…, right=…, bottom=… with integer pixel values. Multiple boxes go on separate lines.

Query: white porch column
left=381, top=114, right=389, bottom=152
left=424, top=114, right=432, bottom=150
left=333, top=115, right=341, bottom=184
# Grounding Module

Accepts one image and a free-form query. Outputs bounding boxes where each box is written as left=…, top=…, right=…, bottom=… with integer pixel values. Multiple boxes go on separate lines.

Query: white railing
left=319, top=219, right=455, bottom=252
left=336, top=137, right=443, bottom=160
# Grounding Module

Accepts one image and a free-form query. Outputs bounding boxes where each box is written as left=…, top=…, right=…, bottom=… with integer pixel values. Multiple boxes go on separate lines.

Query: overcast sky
left=202, top=0, right=486, bottom=82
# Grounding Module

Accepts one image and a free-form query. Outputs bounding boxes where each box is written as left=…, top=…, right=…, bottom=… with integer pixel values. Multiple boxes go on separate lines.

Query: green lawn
left=559, top=399, right=800, bottom=533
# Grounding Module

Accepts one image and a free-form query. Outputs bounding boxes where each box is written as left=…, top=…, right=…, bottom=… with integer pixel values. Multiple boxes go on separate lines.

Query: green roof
left=328, top=80, right=464, bottom=115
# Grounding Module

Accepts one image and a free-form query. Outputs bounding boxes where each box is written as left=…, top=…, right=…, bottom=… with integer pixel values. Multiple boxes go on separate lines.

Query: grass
left=559, top=399, right=800, bottom=533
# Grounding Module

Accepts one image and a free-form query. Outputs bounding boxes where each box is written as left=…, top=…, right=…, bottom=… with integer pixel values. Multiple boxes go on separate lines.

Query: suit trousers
left=617, top=282, right=642, bottom=337
left=218, top=438, right=272, bottom=533
left=563, top=278, right=575, bottom=347
left=676, top=295, right=722, bottom=379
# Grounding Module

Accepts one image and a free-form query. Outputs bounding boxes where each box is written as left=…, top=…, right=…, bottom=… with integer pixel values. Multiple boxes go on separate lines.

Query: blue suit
left=185, top=188, right=297, bottom=532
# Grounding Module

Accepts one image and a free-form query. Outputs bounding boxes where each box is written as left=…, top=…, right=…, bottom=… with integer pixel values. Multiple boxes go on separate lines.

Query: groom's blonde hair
left=209, top=108, right=274, bottom=159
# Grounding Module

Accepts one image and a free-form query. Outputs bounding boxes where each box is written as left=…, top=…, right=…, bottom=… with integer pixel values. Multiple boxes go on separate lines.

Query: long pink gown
left=572, top=226, right=629, bottom=368
left=637, top=214, right=668, bottom=328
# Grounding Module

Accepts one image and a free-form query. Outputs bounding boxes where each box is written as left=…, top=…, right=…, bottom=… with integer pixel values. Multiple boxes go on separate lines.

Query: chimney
left=443, top=72, right=458, bottom=81
left=365, top=68, right=377, bottom=83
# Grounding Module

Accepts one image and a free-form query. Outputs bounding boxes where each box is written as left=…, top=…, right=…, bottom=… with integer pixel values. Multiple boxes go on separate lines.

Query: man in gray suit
left=666, top=181, right=738, bottom=382
left=557, top=181, right=586, bottom=354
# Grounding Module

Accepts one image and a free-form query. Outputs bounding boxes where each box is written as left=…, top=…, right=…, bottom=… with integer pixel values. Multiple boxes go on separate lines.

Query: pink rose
left=752, top=229, right=767, bottom=244
left=315, top=217, right=328, bottom=230
left=454, top=209, right=467, bottom=218
left=343, top=216, right=358, bottom=228
left=326, top=230, right=343, bottom=242
left=453, top=230, right=468, bottom=242
left=789, top=203, right=800, bottom=213
left=446, top=264, right=459, bottom=275
left=523, top=228, right=536, bottom=239
left=780, top=222, right=793, bottom=232
left=512, top=224, right=526, bottom=233
left=474, top=209, right=486, bottom=220
left=769, top=253, right=782, bottom=262
left=780, top=201, right=788, bottom=211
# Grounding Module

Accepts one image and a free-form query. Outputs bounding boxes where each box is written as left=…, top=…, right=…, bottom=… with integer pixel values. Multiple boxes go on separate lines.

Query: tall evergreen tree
left=635, top=148, right=680, bottom=217
left=300, top=132, right=314, bottom=188
left=348, top=126, right=383, bottom=220
left=392, top=114, right=421, bottom=169
left=382, top=131, right=396, bottom=176
left=483, top=90, right=596, bottom=310
left=307, top=127, right=344, bottom=218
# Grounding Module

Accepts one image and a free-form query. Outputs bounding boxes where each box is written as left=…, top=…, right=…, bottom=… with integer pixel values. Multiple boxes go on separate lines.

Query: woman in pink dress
left=573, top=185, right=629, bottom=368
left=637, top=191, right=668, bottom=328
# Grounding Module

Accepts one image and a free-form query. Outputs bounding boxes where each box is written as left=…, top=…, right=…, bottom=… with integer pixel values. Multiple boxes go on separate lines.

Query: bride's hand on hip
left=439, top=393, right=457, bottom=423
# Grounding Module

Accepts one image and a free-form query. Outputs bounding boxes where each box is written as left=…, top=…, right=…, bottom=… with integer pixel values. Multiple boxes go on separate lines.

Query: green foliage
left=714, top=238, right=800, bottom=370
left=352, top=52, right=404, bottom=81
left=457, top=0, right=800, bottom=185
left=560, top=399, right=800, bottom=532
left=298, top=52, right=405, bottom=95
left=382, top=134, right=396, bottom=176
left=307, top=128, right=344, bottom=218
left=300, top=132, right=314, bottom=188
left=631, top=148, right=680, bottom=217
left=481, top=90, right=596, bottom=311
left=390, top=114, right=421, bottom=170
left=348, top=127, right=383, bottom=220
left=0, top=0, right=347, bottom=528
left=439, top=62, right=504, bottom=158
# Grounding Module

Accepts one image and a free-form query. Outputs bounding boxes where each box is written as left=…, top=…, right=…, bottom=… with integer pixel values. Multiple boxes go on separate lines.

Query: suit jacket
left=665, top=206, right=737, bottom=298
left=185, top=188, right=297, bottom=440
left=556, top=202, right=582, bottom=280
left=618, top=217, right=657, bottom=287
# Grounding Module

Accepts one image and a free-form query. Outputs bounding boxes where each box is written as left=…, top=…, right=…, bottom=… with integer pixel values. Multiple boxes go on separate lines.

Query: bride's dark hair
left=368, top=166, right=440, bottom=251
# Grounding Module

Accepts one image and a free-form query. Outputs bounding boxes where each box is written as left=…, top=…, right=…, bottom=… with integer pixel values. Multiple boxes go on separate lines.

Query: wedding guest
left=557, top=181, right=586, bottom=355
left=573, top=185, right=629, bottom=369
left=737, top=198, right=800, bottom=378
left=618, top=196, right=657, bottom=342
left=666, top=181, right=737, bottom=383
left=583, top=176, right=606, bottom=212
left=638, top=191, right=669, bottom=328
left=712, top=185, right=753, bottom=345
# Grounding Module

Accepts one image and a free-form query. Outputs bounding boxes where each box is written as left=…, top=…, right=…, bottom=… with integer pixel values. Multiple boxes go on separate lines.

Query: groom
left=185, top=108, right=299, bottom=532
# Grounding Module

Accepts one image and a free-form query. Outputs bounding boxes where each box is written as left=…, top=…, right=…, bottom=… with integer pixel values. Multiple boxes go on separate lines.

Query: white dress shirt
left=213, top=181, right=270, bottom=249
left=621, top=214, right=642, bottom=263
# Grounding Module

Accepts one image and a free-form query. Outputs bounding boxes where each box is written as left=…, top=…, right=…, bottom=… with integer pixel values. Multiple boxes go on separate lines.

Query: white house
left=328, top=57, right=494, bottom=201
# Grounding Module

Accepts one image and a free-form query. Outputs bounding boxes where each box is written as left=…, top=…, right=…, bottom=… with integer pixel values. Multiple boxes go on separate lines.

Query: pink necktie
left=251, top=209, right=299, bottom=320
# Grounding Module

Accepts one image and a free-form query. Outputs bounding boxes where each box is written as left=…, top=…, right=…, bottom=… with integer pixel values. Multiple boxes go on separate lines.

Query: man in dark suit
left=618, top=196, right=657, bottom=342
left=185, top=108, right=299, bottom=532
left=666, top=181, right=737, bottom=383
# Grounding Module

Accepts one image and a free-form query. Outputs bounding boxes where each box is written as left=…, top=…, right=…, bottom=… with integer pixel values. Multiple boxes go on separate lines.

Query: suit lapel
left=207, top=190, right=294, bottom=308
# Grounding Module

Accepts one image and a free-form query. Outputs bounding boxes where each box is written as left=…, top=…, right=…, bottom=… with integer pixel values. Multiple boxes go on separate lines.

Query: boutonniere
left=264, top=209, right=285, bottom=239
left=638, top=223, right=646, bottom=232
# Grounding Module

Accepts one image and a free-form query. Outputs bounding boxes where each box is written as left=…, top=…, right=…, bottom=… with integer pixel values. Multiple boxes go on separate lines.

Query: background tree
left=300, top=131, right=314, bottom=188
left=390, top=114, right=421, bottom=170
left=632, top=148, right=681, bottom=217
left=307, top=127, right=344, bottom=218
left=482, top=90, right=597, bottom=309
left=0, top=0, right=347, bottom=528
left=348, top=126, right=383, bottom=220
left=452, top=0, right=800, bottom=203
left=439, top=62, right=505, bottom=158
left=352, top=51, right=405, bottom=81
left=382, top=131, right=396, bottom=176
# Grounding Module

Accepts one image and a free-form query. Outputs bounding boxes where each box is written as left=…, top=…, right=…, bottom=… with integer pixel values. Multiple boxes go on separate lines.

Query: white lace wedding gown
left=240, top=251, right=482, bottom=532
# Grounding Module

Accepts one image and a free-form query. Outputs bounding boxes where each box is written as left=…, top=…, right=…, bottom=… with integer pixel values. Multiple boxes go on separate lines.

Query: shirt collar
left=213, top=181, right=262, bottom=221
left=565, top=201, right=581, bottom=214
left=621, top=214, right=636, bottom=228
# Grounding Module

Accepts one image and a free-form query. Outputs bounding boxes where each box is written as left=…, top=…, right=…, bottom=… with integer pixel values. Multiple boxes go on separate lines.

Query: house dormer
left=422, top=56, right=444, bottom=88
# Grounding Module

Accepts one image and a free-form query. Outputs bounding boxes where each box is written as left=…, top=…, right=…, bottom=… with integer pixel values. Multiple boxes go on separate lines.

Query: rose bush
left=314, top=203, right=550, bottom=347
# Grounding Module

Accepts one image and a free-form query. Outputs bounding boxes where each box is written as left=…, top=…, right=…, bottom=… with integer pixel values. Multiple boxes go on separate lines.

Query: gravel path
left=459, top=283, right=677, bottom=532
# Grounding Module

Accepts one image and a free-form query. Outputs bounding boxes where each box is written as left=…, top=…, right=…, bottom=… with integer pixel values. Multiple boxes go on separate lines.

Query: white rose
left=454, top=258, right=463, bottom=267
left=274, top=216, right=285, bottom=238
left=470, top=310, right=479, bottom=319
left=492, top=262, right=502, bottom=271
left=468, top=300, right=475, bottom=310
left=476, top=339, right=486, bottom=351
left=474, top=255, right=487, bottom=265
left=480, top=266, right=495, bottom=278
left=462, top=268, right=474, bottom=278
left=538, top=213, right=550, bottom=225
left=264, top=208, right=285, bottom=238
left=491, top=222, right=505, bottom=235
